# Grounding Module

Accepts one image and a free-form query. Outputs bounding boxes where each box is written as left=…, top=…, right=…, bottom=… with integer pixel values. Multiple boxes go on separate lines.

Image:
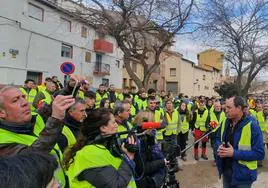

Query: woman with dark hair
left=177, top=101, right=193, bottom=161
left=0, top=152, right=59, bottom=188
left=64, top=108, right=137, bottom=188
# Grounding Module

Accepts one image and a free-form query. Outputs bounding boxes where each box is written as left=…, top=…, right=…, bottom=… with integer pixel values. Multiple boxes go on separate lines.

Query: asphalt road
left=175, top=135, right=268, bottom=188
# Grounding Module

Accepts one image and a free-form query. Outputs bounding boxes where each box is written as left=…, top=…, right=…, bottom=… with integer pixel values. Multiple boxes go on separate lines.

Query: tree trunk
left=123, top=56, right=144, bottom=89
left=235, top=74, right=243, bottom=96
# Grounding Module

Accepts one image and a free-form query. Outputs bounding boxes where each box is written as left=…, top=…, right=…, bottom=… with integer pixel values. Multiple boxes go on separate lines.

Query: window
left=203, top=74, right=206, bottom=81
left=85, top=51, right=91, bottom=63
left=60, top=18, right=71, bottom=32
left=27, top=71, right=42, bottom=85
left=198, top=85, right=200, bottom=91
left=132, top=63, right=137, bottom=73
left=204, top=86, right=209, bottom=90
left=81, top=26, right=88, bottom=38
left=28, top=3, right=44, bottom=21
left=170, top=68, right=176, bottom=77
left=102, top=78, right=109, bottom=86
left=95, top=54, right=103, bottom=72
left=61, top=43, right=73, bottom=58
left=96, top=54, right=102, bottom=63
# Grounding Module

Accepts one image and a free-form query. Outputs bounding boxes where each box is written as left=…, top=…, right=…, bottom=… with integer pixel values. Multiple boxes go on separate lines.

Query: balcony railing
left=93, top=63, right=110, bottom=76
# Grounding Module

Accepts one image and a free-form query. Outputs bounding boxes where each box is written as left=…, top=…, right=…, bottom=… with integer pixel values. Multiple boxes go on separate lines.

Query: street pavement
left=175, top=134, right=268, bottom=188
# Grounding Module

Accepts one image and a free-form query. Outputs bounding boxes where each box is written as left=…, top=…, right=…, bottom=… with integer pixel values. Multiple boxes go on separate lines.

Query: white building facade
left=0, top=0, right=123, bottom=88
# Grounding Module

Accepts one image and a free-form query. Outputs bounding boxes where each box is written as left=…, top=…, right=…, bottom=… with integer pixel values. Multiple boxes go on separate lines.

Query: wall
left=180, top=59, right=195, bottom=96
left=162, top=51, right=182, bottom=94
left=198, top=49, right=224, bottom=71
left=0, top=0, right=123, bottom=88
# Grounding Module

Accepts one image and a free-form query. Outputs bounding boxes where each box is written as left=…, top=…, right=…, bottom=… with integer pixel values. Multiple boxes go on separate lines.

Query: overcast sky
left=171, top=34, right=208, bottom=64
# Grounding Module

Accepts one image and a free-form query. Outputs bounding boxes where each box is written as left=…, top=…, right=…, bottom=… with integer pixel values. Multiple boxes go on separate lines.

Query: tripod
left=162, top=129, right=214, bottom=188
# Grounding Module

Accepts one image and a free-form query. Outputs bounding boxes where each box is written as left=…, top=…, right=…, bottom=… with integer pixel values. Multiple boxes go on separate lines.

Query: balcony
left=94, top=39, right=114, bottom=53
left=93, top=63, right=110, bottom=76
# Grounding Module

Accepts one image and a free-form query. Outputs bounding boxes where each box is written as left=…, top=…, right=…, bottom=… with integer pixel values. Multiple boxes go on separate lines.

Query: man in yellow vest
left=84, top=91, right=96, bottom=115
left=124, top=94, right=137, bottom=122
left=255, top=102, right=268, bottom=167
left=135, top=91, right=148, bottom=112
left=192, top=101, right=210, bottom=160
left=114, top=101, right=132, bottom=139
left=52, top=76, right=63, bottom=91
left=0, top=86, right=75, bottom=187
left=77, top=80, right=90, bottom=99
left=108, top=84, right=121, bottom=106
left=163, top=99, right=181, bottom=143
left=210, top=100, right=226, bottom=165
left=144, top=96, right=166, bottom=143
left=58, top=99, right=87, bottom=152
left=159, top=90, right=167, bottom=108
left=33, top=81, right=56, bottom=110
left=215, top=96, right=264, bottom=188
left=38, top=77, right=52, bottom=92
left=20, top=79, right=37, bottom=111
left=256, top=102, right=268, bottom=149
left=95, top=84, right=109, bottom=108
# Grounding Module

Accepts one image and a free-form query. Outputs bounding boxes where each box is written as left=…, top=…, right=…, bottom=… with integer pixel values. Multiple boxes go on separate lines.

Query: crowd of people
left=0, top=75, right=266, bottom=188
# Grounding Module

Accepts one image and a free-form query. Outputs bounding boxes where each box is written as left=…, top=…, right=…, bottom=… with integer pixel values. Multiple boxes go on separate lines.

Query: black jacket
left=0, top=115, right=63, bottom=156
left=134, top=134, right=166, bottom=188
left=77, top=138, right=135, bottom=188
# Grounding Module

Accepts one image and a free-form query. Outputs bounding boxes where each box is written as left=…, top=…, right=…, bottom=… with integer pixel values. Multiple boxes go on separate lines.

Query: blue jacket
left=215, top=114, right=265, bottom=185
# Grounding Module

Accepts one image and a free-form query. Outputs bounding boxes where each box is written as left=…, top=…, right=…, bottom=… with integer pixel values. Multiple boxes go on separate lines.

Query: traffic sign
left=60, top=62, right=75, bottom=75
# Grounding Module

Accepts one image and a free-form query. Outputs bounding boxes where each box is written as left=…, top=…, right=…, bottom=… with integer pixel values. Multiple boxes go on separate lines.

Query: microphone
left=141, top=122, right=161, bottom=129
left=209, top=121, right=218, bottom=129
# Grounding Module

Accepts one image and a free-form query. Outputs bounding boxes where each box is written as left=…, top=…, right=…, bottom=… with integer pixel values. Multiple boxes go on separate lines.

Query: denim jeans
left=223, top=169, right=252, bottom=188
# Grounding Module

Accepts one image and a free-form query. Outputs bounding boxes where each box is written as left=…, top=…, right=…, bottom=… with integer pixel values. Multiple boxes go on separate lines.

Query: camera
left=161, top=135, right=181, bottom=188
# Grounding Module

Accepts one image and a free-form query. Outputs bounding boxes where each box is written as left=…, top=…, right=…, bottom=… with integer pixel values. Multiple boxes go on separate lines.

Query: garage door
left=166, top=82, right=178, bottom=94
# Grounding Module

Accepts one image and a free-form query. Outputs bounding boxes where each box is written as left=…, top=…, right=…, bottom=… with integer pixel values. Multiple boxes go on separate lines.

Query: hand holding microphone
left=209, top=121, right=218, bottom=129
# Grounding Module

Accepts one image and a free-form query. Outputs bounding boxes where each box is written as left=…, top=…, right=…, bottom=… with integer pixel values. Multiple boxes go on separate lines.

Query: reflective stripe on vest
left=220, top=120, right=257, bottom=171
left=131, top=105, right=136, bottom=116
left=256, top=111, right=268, bottom=132
left=0, top=114, right=66, bottom=187
left=164, top=111, right=179, bottom=136
left=62, top=125, right=77, bottom=149
left=41, top=90, right=52, bottom=105
left=38, top=85, right=46, bottom=92
left=136, top=99, right=147, bottom=111
left=95, top=92, right=108, bottom=108
left=155, top=110, right=164, bottom=140
left=249, top=109, right=257, bottom=118
left=67, top=144, right=137, bottom=188
left=78, top=91, right=85, bottom=99
left=117, top=122, right=133, bottom=139
left=210, top=111, right=226, bottom=132
left=115, top=92, right=124, bottom=101
left=194, top=110, right=208, bottom=131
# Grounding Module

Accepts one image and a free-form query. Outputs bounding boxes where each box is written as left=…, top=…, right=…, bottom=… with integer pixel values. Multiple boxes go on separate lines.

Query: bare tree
left=71, top=0, right=194, bottom=89
left=197, top=0, right=268, bottom=96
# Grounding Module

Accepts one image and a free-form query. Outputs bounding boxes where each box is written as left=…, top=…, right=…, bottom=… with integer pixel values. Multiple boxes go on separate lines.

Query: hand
left=121, top=136, right=136, bottom=160
left=51, top=95, right=75, bottom=120
left=217, top=143, right=234, bottom=158
left=69, top=75, right=85, bottom=87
